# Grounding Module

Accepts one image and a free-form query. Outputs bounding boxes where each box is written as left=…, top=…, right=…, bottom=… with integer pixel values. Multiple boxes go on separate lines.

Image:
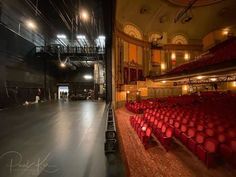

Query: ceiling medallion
left=167, top=0, right=224, bottom=7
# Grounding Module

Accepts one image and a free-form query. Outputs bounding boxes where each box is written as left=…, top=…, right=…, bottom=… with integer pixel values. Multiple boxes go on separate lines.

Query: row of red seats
left=130, top=115, right=152, bottom=149
left=126, top=93, right=236, bottom=168
left=130, top=114, right=173, bottom=151
left=142, top=107, right=236, bottom=168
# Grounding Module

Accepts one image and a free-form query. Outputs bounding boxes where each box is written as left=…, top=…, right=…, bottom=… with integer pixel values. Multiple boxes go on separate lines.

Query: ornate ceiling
left=116, top=0, right=236, bottom=40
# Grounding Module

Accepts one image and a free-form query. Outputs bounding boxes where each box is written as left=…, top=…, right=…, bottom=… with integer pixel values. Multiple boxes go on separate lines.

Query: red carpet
left=115, top=107, right=236, bottom=177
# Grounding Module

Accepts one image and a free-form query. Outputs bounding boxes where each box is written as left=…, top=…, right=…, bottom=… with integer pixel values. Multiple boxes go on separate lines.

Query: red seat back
left=165, top=127, right=173, bottom=138
left=146, top=127, right=152, bottom=137
left=174, top=121, right=180, bottom=128
left=204, top=138, right=218, bottom=153
left=197, top=124, right=204, bottom=131
left=180, top=124, right=187, bottom=133
left=218, top=134, right=226, bottom=144
left=157, top=120, right=163, bottom=129
left=196, top=132, right=206, bottom=144
left=161, top=124, right=167, bottom=133
left=187, top=128, right=196, bottom=138
left=205, top=128, right=215, bottom=137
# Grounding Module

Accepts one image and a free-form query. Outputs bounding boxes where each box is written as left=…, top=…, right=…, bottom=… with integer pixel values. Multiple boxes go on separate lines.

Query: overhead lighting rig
left=174, top=0, right=198, bottom=23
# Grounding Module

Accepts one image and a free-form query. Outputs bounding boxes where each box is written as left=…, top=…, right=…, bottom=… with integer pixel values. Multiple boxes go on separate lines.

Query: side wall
left=0, top=25, right=56, bottom=108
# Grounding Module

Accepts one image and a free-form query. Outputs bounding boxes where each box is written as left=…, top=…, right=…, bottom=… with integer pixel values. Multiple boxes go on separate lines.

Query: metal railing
left=36, top=46, right=105, bottom=55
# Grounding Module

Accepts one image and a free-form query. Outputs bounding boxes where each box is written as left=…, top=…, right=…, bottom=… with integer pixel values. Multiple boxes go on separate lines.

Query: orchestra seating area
left=126, top=92, right=236, bottom=169
left=165, top=37, right=236, bottom=75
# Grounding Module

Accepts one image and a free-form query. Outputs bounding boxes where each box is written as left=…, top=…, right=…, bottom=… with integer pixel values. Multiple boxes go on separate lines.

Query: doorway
left=58, top=86, right=69, bottom=100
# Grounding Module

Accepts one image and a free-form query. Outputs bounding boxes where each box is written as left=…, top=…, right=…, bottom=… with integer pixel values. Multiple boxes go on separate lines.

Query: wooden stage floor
left=0, top=101, right=125, bottom=177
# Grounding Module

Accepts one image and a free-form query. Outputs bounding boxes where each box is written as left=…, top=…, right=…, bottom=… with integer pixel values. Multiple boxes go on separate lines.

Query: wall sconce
left=222, top=28, right=229, bottom=36
left=210, top=78, right=217, bottom=82
left=233, top=81, right=236, bottom=87
left=183, top=85, right=188, bottom=91
left=196, top=76, right=204, bottom=80
left=161, top=63, right=166, bottom=70
left=184, top=53, right=190, bottom=61
left=171, top=52, right=176, bottom=60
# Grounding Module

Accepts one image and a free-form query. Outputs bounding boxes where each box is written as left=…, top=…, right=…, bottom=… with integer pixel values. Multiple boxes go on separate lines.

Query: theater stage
left=0, top=101, right=125, bottom=177
left=115, top=107, right=236, bottom=177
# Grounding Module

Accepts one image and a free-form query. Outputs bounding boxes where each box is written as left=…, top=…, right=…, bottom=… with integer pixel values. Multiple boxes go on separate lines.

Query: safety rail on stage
left=104, top=103, right=117, bottom=154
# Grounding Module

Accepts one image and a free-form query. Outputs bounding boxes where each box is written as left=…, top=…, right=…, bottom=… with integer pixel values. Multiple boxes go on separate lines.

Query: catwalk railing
left=36, top=46, right=105, bottom=55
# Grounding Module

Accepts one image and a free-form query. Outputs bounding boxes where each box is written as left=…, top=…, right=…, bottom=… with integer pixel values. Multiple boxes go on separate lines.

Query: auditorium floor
left=0, top=101, right=125, bottom=177
left=115, top=107, right=236, bottom=177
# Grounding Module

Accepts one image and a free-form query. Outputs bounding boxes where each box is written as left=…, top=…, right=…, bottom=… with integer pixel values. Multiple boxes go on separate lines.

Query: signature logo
left=0, top=151, right=59, bottom=175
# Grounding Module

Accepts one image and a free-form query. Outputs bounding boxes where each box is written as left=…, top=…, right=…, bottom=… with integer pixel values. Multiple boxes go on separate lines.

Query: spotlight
left=161, top=80, right=166, bottom=83
left=60, top=62, right=66, bottom=68
left=84, top=75, right=93, bottom=80
left=25, top=20, right=37, bottom=30
left=81, top=10, right=89, bottom=21
left=57, top=34, right=67, bottom=39
left=98, top=35, right=106, bottom=40
left=126, top=91, right=130, bottom=94
left=77, top=35, right=86, bottom=39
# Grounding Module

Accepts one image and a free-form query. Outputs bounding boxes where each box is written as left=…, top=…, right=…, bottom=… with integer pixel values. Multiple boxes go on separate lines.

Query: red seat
left=134, top=119, right=143, bottom=131
left=181, top=128, right=196, bottom=145
left=217, top=125, right=225, bottom=133
left=220, top=139, right=236, bottom=167
left=131, top=115, right=139, bottom=128
left=174, top=121, right=181, bottom=138
left=227, top=129, right=236, bottom=139
left=188, top=132, right=206, bottom=153
left=154, top=120, right=164, bottom=137
left=205, top=128, right=215, bottom=137
left=159, top=124, right=174, bottom=151
left=140, top=127, right=152, bottom=149
left=148, top=116, right=155, bottom=127
left=196, top=124, right=204, bottom=132
left=196, top=138, right=219, bottom=168
left=138, top=123, right=148, bottom=138
left=218, top=134, right=227, bottom=144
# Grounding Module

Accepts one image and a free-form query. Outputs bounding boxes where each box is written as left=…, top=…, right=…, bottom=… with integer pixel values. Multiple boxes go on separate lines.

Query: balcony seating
left=163, top=37, right=236, bottom=76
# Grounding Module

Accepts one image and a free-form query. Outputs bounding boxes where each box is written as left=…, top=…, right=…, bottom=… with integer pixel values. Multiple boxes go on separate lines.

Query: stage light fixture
left=57, top=34, right=67, bottom=39
left=26, top=20, right=37, bottom=30
left=81, top=10, right=89, bottom=21
left=84, top=75, right=93, bottom=80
